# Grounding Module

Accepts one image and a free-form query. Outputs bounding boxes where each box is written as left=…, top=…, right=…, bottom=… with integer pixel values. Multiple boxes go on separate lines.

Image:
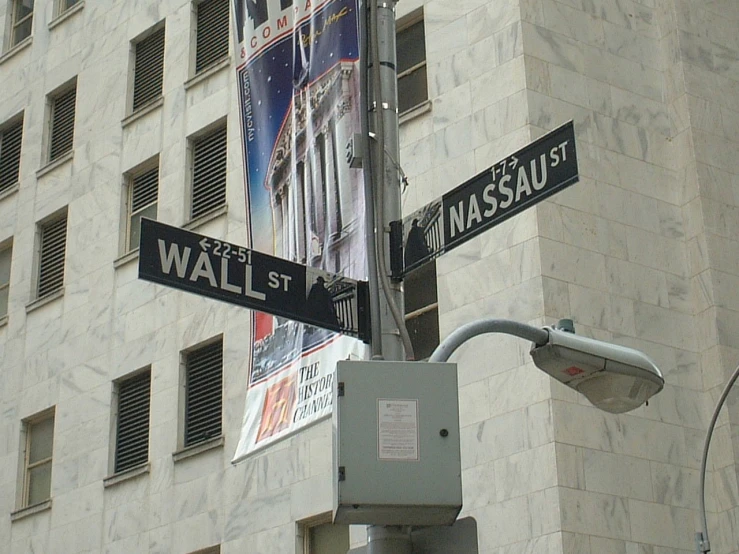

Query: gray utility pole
left=369, top=0, right=408, bottom=364
left=367, top=0, right=412, bottom=552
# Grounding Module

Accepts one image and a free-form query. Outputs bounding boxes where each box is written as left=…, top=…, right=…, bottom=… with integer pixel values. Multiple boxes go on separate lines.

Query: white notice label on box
left=377, top=399, right=419, bottom=461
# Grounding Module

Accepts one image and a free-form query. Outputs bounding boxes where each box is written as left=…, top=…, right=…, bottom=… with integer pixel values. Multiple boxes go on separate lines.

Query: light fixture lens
left=576, top=373, right=662, bottom=413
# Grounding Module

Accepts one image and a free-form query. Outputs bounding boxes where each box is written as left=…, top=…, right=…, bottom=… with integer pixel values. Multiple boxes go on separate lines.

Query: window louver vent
left=49, top=87, right=76, bottom=162
left=185, top=340, right=223, bottom=447
left=37, top=215, right=67, bottom=298
left=131, top=167, right=158, bottom=212
left=191, top=125, right=227, bottom=219
left=133, top=27, right=165, bottom=112
left=115, top=371, right=151, bottom=473
left=196, top=0, right=229, bottom=73
left=0, top=117, right=23, bottom=192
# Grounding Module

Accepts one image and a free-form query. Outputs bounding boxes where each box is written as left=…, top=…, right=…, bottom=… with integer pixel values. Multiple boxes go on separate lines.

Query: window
left=183, top=339, right=223, bottom=447
left=301, top=517, right=349, bottom=554
left=190, top=124, right=227, bottom=219
left=36, top=212, right=67, bottom=299
left=0, top=243, right=12, bottom=318
left=404, top=261, right=439, bottom=360
left=132, top=25, right=165, bottom=112
left=9, top=0, right=33, bottom=47
left=20, top=409, right=55, bottom=508
left=48, top=83, right=76, bottom=163
left=0, top=115, right=23, bottom=193
left=114, top=370, right=151, bottom=473
left=56, top=0, right=80, bottom=16
left=126, top=163, right=158, bottom=252
left=396, top=13, right=427, bottom=114
left=194, top=0, right=229, bottom=74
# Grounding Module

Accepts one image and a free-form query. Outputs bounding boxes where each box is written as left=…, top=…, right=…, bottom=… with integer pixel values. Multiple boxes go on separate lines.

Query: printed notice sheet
left=377, top=399, right=419, bottom=462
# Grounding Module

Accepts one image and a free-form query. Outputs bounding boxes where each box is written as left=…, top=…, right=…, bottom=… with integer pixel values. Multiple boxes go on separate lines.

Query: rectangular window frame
left=192, top=0, right=230, bottom=76
left=396, top=10, right=428, bottom=116
left=112, top=368, right=152, bottom=475
left=34, top=210, right=68, bottom=300
left=299, top=513, right=350, bottom=554
left=18, top=408, right=55, bottom=509
left=0, top=241, right=13, bottom=319
left=403, top=260, right=439, bottom=361
left=124, top=158, right=159, bottom=253
left=46, top=80, right=77, bottom=164
left=10, top=0, right=34, bottom=47
left=0, top=113, right=24, bottom=194
left=130, top=23, right=166, bottom=114
left=188, top=120, right=228, bottom=222
left=54, top=0, right=80, bottom=18
left=180, top=337, right=224, bottom=450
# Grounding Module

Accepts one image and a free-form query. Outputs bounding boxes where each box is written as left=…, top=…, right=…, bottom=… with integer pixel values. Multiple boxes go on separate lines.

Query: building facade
left=0, top=0, right=738, bottom=552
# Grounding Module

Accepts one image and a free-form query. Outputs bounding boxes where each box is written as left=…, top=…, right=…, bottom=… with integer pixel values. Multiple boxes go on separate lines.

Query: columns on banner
left=296, top=161, right=307, bottom=263
left=325, top=121, right=343, bottom=239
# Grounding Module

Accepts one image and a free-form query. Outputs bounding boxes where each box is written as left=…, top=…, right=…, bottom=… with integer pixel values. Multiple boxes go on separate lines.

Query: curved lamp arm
left=429, top=317, right=664, bottom=414
left=429, top=319, right=549, bottom=363
left=696, top=362, right=739, bottom=554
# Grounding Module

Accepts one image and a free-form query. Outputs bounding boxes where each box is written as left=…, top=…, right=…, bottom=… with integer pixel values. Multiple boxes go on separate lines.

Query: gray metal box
left=333, top=360, right=462, bottom=526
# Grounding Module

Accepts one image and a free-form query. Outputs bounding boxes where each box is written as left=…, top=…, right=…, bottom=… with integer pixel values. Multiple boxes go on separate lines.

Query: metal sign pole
left=366, top=0, right=407, bottom=362
left=367, top=0, right=412, bottom=551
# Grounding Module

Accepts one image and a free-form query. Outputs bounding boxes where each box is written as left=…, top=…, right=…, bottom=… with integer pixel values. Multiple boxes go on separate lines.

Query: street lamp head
left=530, top=327, right=665, bottom=413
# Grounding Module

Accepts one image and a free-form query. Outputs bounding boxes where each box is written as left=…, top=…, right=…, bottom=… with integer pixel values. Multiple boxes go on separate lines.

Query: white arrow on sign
left=199, top=238, right=210, bottom=251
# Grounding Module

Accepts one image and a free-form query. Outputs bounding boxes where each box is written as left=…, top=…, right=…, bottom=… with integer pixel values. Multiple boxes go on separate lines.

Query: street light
left=429, top=318, right=665, bottom=414
left=342, top=319, right=666, bottom=554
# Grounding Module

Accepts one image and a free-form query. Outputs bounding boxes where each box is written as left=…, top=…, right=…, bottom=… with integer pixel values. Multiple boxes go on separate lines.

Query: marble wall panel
left=471, top=89, right=528, bottom=150
left=528, top=488, right=563, bottom=538
left=628, top=498, right=694, bottom=549
left=561, top=487, right=631, bottom=540
left=172, top=510, right=222, bottom=554
left=50, top=482, right=103, bottom=529
left=432, top=83, right=472, bottom=132
left=434, top=115, right=474, bottom=161
left=480, top=20, right=515, bottom=67
left=461, top=408, right=532, bottom=470
left=425, top=13, right=468, bottom=62
left=488, top=363, right=550, bottom=417
left=529, top=0, right=607, bottom=48
left=289, top=472, right=333, bottom=521
left=539, top=236, right=607, bottom=290
left=475, top=494, right=532, bottom=549
left=424, top=0, right=488, bottom=35
left=224, top=486, right=291, bottom=539
left=470, top=56, right=527, bottom=112
left=494, top=442, right=558, bottom=501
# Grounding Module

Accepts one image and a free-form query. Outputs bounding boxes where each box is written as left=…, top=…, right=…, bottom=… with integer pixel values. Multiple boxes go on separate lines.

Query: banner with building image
left=231, top=0, right=368, bottom=460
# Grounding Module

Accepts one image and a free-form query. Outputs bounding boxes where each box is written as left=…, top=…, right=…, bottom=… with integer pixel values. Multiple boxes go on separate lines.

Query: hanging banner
left=231, top=0, right=368, bottom=461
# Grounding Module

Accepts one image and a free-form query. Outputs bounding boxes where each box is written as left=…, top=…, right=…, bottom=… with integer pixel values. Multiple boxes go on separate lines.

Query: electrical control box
left=333, top=360, right=462, bottom=526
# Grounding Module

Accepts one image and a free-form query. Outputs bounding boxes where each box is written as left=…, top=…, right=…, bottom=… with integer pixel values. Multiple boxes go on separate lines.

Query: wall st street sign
left=138, top=218, right=370, bottom=341
left=391, top=121, right=579, bottom=277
